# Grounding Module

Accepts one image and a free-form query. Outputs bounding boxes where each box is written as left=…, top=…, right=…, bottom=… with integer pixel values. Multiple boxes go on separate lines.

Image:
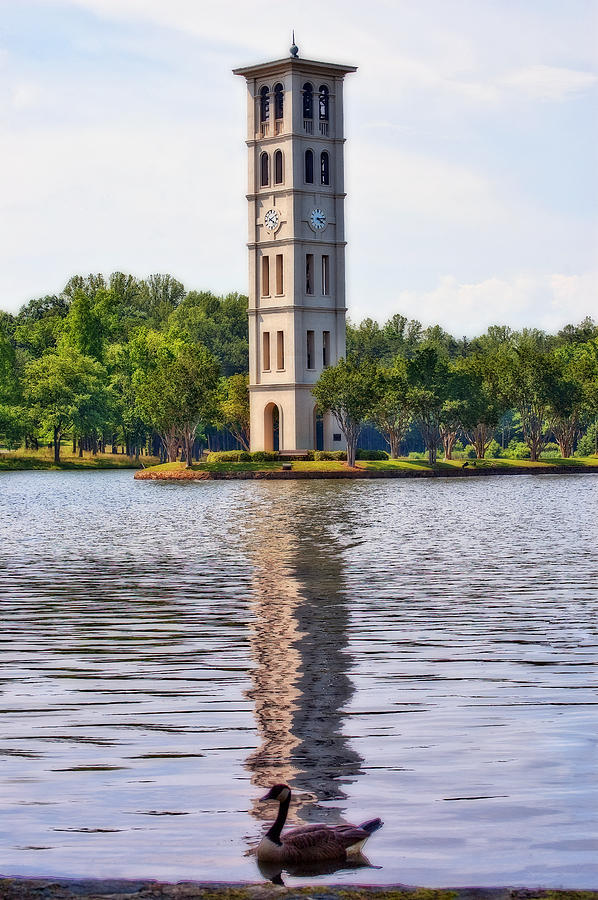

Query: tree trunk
left=389, top=431, right=400, bottom=459
left=552, top=417, right=578, bottom=459
left=347, top=438, right=357, bottom=467
left=465, top=423, right=493, bottom=459
left=72, top=436, right=77, bottom=453
left=53, top=426, right=61, bottom=464
left=441, top=428, right=457, bottom=460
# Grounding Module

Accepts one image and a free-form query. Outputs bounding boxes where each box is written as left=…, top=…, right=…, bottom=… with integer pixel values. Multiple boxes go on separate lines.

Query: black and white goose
left=257, top=783, right=383, bottom=864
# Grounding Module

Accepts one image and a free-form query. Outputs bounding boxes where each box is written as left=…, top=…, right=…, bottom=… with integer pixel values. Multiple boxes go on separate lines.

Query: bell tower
left=233, top=43, right=356, bottom=451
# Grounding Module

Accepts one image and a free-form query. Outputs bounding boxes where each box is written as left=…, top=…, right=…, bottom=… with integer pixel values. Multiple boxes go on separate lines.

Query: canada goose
left=257, top=783, right=383, bottom=864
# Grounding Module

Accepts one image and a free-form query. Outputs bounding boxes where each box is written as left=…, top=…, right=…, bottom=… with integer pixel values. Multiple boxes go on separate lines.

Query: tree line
left=0, top=273, right=249, bottom=463
left=0, top=271, right=597, bottom=467
left=317, top=316, right=598, bottom=466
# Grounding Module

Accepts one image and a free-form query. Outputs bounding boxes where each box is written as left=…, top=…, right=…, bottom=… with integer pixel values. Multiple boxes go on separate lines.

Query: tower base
left=249, top=385, right=346, bottom=452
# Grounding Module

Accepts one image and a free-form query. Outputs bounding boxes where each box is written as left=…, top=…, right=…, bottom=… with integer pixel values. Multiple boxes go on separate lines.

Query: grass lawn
left=0, top=447, right=160, bottom=471
left=140, top=455, right=598, bottom=479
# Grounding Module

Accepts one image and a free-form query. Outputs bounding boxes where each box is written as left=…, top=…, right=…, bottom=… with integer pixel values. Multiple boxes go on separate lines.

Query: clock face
left=264, top=208, right=280, bottom=231
left=310, top=208, right=327, bottom=231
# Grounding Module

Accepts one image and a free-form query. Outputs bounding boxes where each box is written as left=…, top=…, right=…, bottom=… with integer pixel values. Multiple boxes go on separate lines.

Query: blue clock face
left=310, top=208, right=327, bottom=230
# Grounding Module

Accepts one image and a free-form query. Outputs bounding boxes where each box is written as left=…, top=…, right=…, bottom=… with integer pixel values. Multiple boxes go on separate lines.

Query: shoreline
left=1, top=877, right=596, bottom=900
left=134, top=462, right=598, bottom=481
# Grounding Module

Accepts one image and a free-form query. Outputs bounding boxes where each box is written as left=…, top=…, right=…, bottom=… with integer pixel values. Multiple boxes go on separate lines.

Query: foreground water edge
left=0, top=471, right=597, bottom=887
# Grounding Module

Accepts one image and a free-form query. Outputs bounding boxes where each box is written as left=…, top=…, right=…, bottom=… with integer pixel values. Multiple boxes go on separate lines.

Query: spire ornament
left=290, top=31, right=299, bottom=58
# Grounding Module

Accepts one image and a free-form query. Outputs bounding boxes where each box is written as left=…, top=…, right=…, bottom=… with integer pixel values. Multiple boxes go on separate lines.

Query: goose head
left=261, top=783, right=291, bottom=803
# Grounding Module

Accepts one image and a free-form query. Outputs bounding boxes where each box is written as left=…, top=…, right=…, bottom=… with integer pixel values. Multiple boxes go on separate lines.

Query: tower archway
left=313, top=407, right=324, bottom=451
left=264, top=402, right=281, bottom=451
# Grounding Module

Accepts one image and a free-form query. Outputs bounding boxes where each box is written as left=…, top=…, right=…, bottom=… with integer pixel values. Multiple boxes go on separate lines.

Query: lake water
left=0, top=470, right=597, bottom=888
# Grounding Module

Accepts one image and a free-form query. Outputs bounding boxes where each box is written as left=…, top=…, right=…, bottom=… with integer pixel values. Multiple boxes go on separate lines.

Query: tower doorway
left=264, top=402, right=280, bottom=451
left=314, top=409, right=324, bottom=451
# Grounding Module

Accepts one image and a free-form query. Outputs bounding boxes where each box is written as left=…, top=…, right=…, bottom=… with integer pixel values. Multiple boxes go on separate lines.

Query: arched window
left=274, top=149, right=283, bottom=184
left=319, top=85, right=329, bottom=121
left=303, top=82, right=313, bottom=119
left=274, top=83, right=284, bottom=120
left=260, top=152, right=269, bottom=187
left=260, top=86, right=270, bottom=123
left=304, top=149, right=314, bottom=184
left=320, top=151, right=329, bottom=185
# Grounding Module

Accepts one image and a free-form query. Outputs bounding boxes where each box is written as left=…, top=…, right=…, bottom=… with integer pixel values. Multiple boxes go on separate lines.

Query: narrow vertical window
left=322, top=255, right=330, bottom=295
left=260, top=152, right=269, bottom=187
left=303, top=82, right=313, bottom=119
left=274, top=83, right=284, bottom=120
left=277, top=331, right=285, bottom=370
left=275, top=254, right=283, bottom=295
left=262, top=256, right=270, bottom=296
left=274, top=149, right=283, bottom=184
left=323, top=331, right=330, bottom=368
left=319, top=85, right=329, bottom=120
left=263, top=331, right=270, bottom=370
left=305, top=254, right=314, bottom=295
left=260, top=86, right=270, bottom=122
left=320, top=151, right=330, bottom=185
left=307, top=330, right=315, bottom=370
left=304, top=149, right=314, bottom=184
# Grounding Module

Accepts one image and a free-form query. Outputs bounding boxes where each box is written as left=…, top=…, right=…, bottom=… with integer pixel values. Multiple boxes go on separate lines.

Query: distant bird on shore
left=256, top=783, right=383, bottom=864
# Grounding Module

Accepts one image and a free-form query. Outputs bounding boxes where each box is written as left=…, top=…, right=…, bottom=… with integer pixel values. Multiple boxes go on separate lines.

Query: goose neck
left=265, top=794, right=290, bottom=844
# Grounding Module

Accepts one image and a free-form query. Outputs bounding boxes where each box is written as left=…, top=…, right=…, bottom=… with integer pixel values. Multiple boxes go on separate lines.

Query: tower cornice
left=245, top=136, right=347, bottom=147
left=233, top=57, right=357, bottom=80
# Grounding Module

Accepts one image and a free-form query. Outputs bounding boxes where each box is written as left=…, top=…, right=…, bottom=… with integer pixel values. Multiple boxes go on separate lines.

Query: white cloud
left=350, top=142, right=504, bottom=225
left=11, top=82, right=40, bottom=110
left=393, top=272, right=598, bottom=337
left=501, top=65, right=598, bottom=102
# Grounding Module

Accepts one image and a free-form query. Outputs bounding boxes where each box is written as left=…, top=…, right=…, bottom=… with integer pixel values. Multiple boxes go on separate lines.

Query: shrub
left=485, top=440, right=502, bottom=459
left=575, top=424, right=598, bottom=457
left=206, top=450, right=251, bottom=463
left=540, top=442, right=561, bottom=459
left=407, top=451, right=426, bottom=459
left=463, top=444, right=477, bottom=459
left=505, top=440, right=531, bottom=459
left=314, top=450, right=347, bottom=461
left=305, top=450, right=315, bottom=460
left=250, top=451, right=279, bottom=462
left=356, top=449, right=389, bottom=460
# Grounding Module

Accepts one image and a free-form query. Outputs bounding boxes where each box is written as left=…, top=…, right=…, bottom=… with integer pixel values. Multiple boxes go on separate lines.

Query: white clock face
left=310, top=208, right=327, bottom=231
left=264, top=208, right=280, bottom=231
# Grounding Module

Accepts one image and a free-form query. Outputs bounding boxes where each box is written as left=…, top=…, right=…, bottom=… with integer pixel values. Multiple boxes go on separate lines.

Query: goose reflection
left=257, top=855, right=375, bottom=886
left=244, top=484, right=363, bottom=835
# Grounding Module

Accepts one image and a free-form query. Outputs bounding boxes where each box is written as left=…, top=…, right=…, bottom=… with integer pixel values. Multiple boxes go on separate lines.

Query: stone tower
left=233, top=45, right=356, bottom=451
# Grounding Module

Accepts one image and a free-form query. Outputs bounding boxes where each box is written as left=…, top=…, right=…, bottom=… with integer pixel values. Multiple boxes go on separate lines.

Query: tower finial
left=290, top=31, right=299, bottom=58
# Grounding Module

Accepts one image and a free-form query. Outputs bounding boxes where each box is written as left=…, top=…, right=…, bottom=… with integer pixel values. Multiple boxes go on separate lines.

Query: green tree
left=549, top=340, right=598, bottom=458
left=0, top=324, right=25, bottom=446
left=133, top=331, right=220, bottom=465
left=368, top=359, right=411, bottom=458
left=456, top=352, right=506, bottom=459
left=312, top=357, right=380, bottom=467
left=497, top=334, right=559, bottom=461
left=25, top=349, right=108, bottom=463
left=169, top=290, right=249, bottom=376
left=216, top=374, right=250, bottom=450
left=60, top=289, right=104, bottom=360
left=406, top=345, right=452, bottom=464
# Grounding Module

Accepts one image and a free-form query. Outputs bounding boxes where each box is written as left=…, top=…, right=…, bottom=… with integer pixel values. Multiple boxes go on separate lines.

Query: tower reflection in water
left=244, top=484, right=363, bottom=833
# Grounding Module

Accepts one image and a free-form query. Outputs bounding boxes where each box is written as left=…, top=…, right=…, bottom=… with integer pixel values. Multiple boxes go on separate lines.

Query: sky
left=1, top=0, right=597, bottom=336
